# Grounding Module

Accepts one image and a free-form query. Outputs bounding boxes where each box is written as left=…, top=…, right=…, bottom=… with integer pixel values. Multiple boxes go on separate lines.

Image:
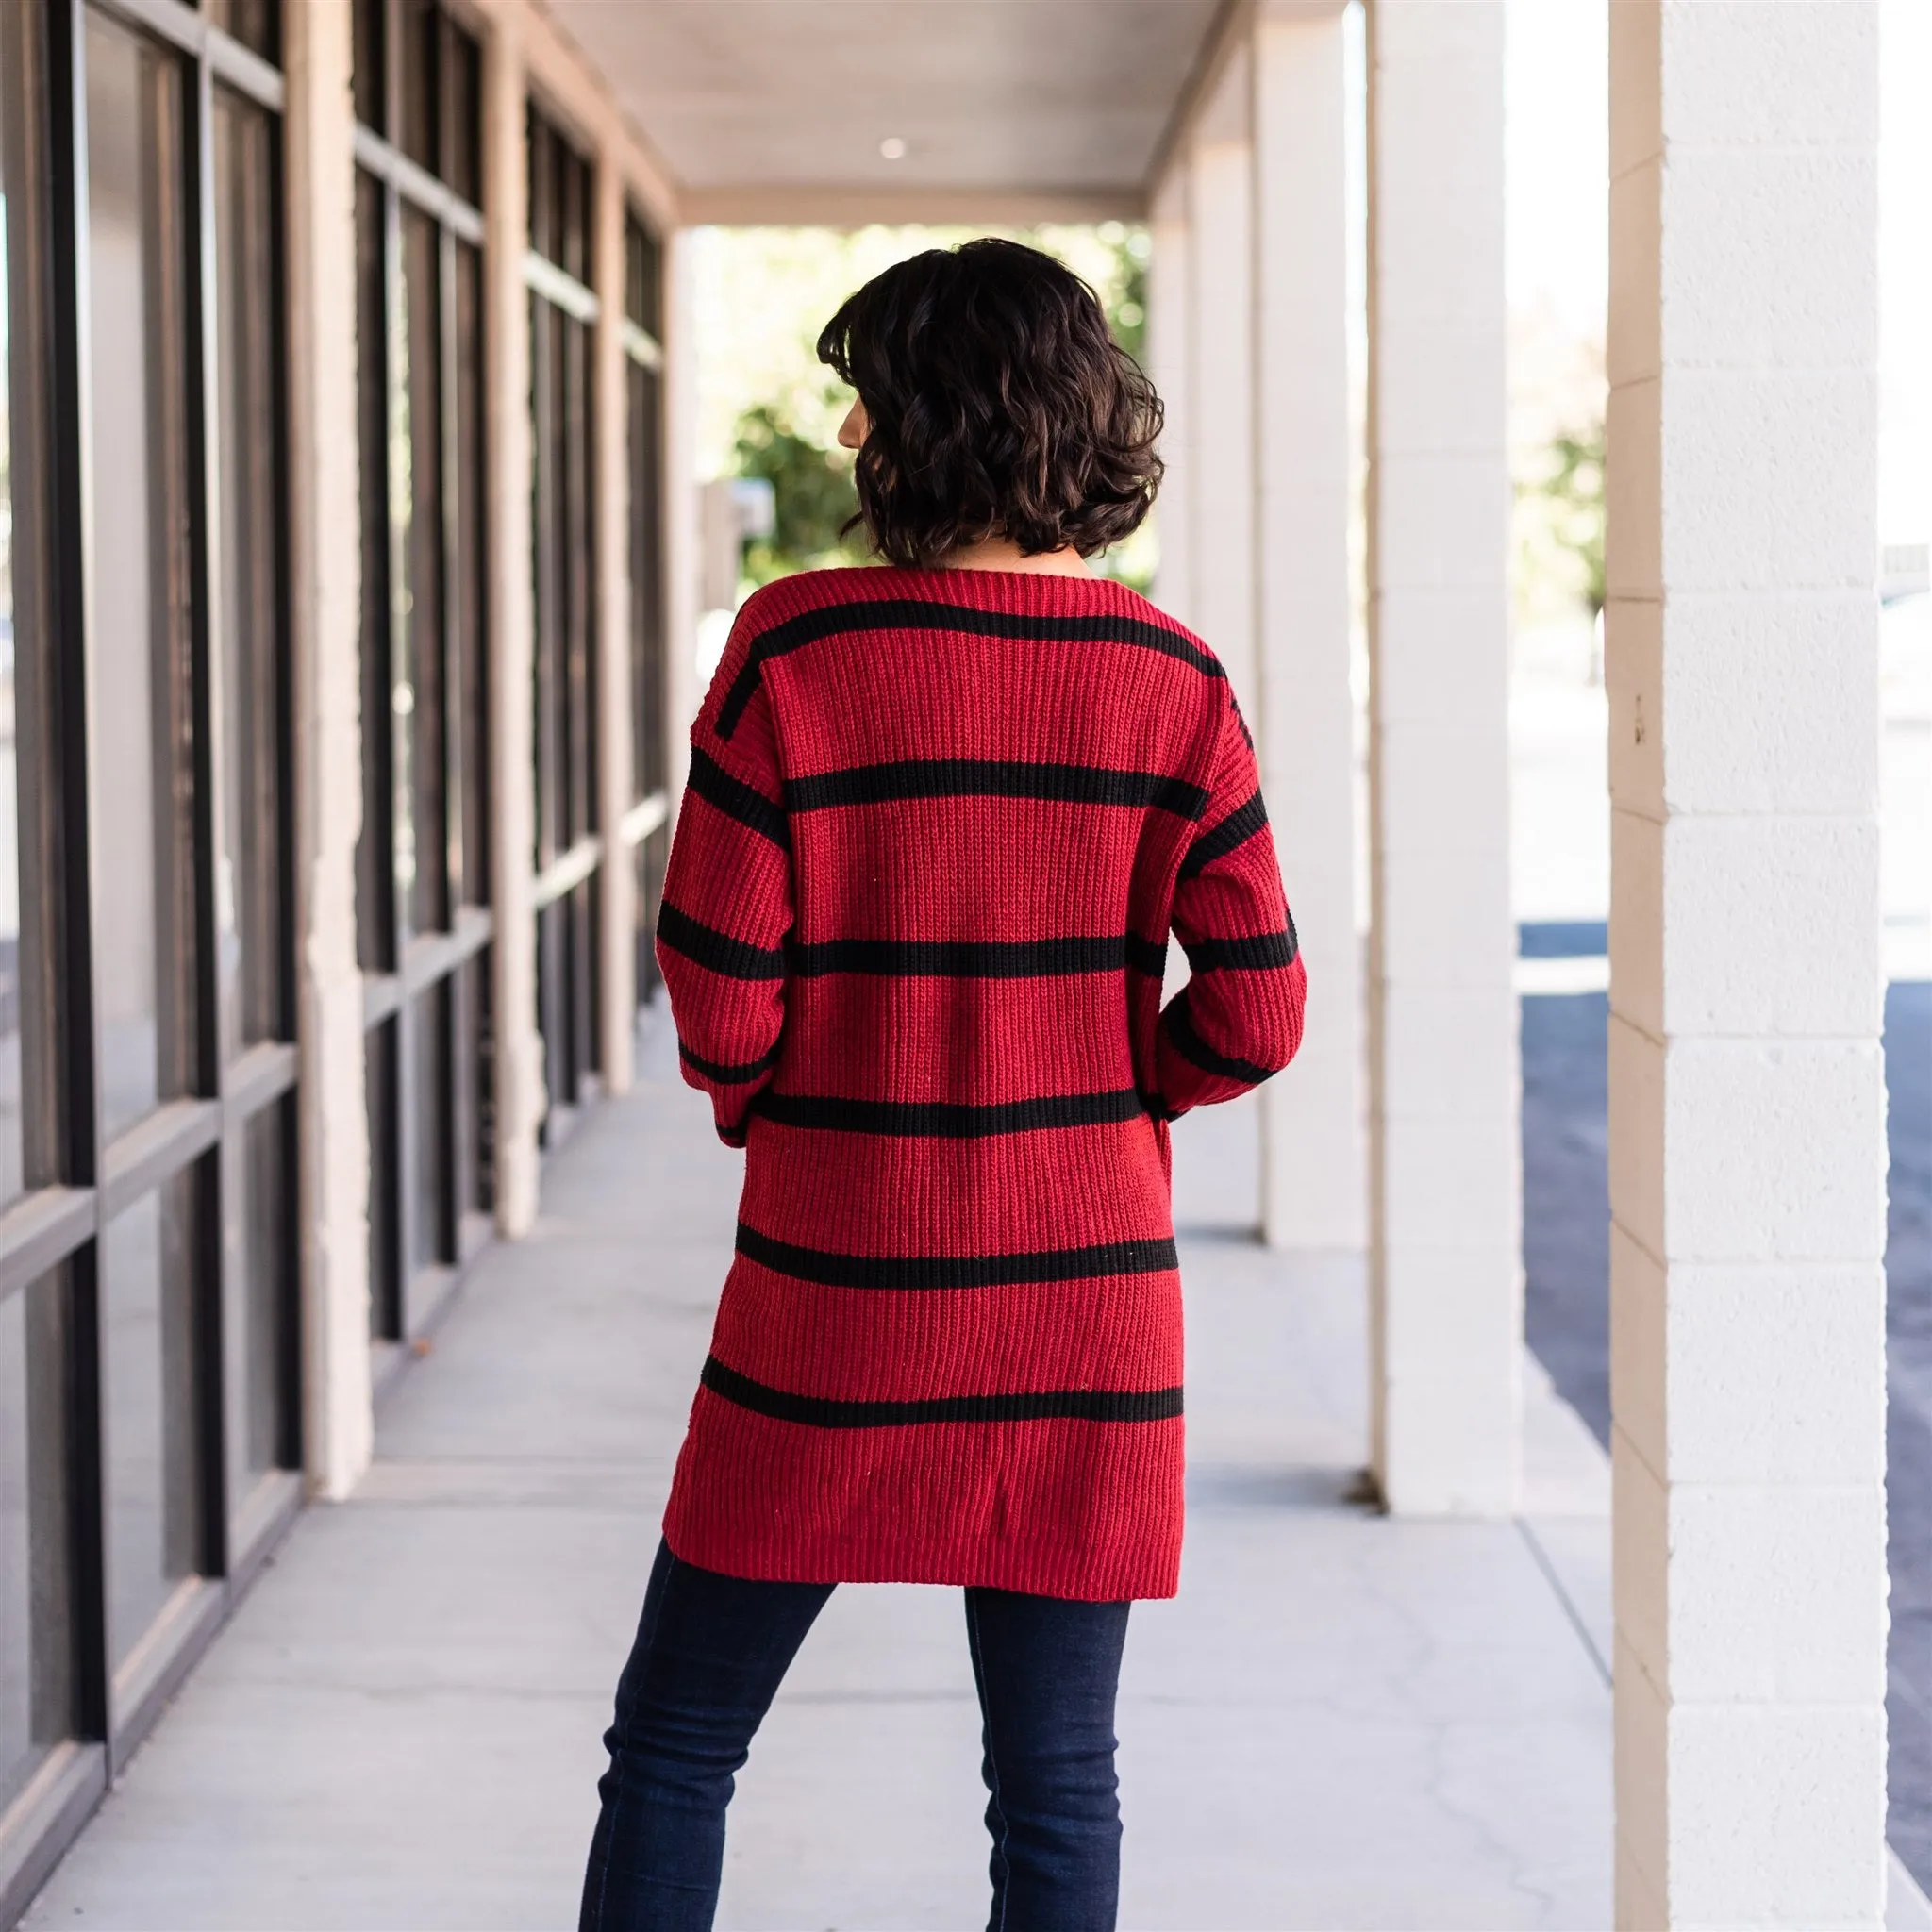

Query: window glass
left=636, top=824, right=665, bottom=1010
left=397, top=204, right=446, bottom=940
left=0, top=1268, right=75, bottom=1812
left=85, top=12, right=199, bottom=1141
left=223, top=1095, right=292, bottom=1513
left=442, top=19, right=480, bottom=206
left=212, top=86, right=288, bottom=1053
left=365, top=1019, right=399, bottom=1339
left=452, top=239, right=488, bottom=904
left=0, top=0, right=58, bottom=1205
left=102, top=1167, right=204, bottom=1675
left=354, top=169, right=392, bottom=972
left=398, top=0, right=438, bottom=175
left=562, top=312, right=594, bottom=844
left=207, top=0, right=277, bottom=62
left=408, top=986, right=448, bottom=1274
left=627, top=358, right=663, bottom=802
left=625, top=214, right=660, bottom=338
left=352, top=0, right=384, bottom=132
left=453, top=948, right=491, bottom=1219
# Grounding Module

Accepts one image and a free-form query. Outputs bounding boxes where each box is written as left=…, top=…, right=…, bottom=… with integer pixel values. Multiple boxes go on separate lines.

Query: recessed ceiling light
left=879, top=136, right=908, bottom=160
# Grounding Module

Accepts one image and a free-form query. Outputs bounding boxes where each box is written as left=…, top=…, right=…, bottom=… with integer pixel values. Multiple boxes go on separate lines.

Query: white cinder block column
left=1606, top=6, right=1887, bottom=1924
left=483, top=14, right=542, bottom=1234
left=1183, top=61, right=1257, bottom=711
left=1364, top=0, right=1518, bottom=1513
left=285, top=0, right=372, bottom=1500
left=592, top=157, right=636, bottom=1093
left=1250, top=0, right=1363, bottom=1256
left=1146, top=162, right=1193, bottom=629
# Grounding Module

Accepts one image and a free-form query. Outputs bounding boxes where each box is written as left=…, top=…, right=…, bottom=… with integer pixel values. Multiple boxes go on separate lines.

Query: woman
left=581, top=237, right=1307, bottom=1932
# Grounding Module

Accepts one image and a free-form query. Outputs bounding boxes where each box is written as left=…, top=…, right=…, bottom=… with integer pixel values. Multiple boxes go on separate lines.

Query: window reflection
left=223, top=1097, right=292, bottom=1516
left=0, top=1270, right=75, bottom=1812
left=102, top=1171, right=204, bottom=1676
left=212, top=85, right=288, bottom=1054
left=85, top=13, right=197, bottom=1141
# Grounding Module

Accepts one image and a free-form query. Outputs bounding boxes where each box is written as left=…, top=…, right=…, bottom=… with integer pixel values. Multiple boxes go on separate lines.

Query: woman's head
left=817, top=238, right=1162, bottom=569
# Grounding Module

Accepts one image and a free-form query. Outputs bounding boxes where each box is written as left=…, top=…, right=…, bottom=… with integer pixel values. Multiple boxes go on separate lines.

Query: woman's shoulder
left=732, top=566, right=1224, bottom=676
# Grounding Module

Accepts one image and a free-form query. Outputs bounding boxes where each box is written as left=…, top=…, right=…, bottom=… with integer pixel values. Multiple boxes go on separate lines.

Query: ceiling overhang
left=545, top=0, right=1233, bottom=225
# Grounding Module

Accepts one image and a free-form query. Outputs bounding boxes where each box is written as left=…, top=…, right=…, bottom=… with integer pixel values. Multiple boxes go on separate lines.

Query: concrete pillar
left=1364, top=0, right=1518, bottom=1513
left=1605, top=6, right=1887, bottom=1924
left=1182, top=60, right=1257, bottom=712
left=482, top=13, right=541, bottom=1234
left=592, top=157, right=636, bottom=1092
left=1250, top=0, right=1363, bottom=1257
left=284, top=0, right=372, bottom=1500
left=1146, top=164, right=1193, bottom=629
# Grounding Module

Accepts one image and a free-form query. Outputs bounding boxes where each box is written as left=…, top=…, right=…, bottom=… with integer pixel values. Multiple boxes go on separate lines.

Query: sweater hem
left=660, top=1516, right=1180, bottom=1604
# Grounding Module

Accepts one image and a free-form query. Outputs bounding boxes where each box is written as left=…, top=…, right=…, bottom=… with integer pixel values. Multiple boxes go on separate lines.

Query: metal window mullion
left=620, top=318, right=659, bottom=371
left=83, top=0, right=284, bottom=113
left=350, top=124, right=481, bottom=245
left=523, top=248, right=595, bottom=325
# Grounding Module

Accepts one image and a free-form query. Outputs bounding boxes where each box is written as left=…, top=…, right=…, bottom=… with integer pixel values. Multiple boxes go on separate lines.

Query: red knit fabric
left=657, top=567, right=1307, bottom=1601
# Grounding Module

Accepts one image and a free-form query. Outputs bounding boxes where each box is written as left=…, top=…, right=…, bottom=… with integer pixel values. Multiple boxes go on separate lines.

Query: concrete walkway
left=10, top=1017, right=1835, bottom=1929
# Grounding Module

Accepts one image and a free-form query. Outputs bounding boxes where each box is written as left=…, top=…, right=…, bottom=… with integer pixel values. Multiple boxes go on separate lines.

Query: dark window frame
left=0, top=0, right=302, bottom=1912
left=352, top=0, right=493, bottom=1349
left=620, top=207, right=667, bottom=1012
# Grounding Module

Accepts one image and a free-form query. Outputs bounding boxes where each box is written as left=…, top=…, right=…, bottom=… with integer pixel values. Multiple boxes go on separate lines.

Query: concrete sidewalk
left=10, top=1017, right=1842, bottom=1928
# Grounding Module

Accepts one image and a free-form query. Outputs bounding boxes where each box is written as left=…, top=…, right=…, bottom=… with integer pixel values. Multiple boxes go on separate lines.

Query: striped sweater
left=657, top=566, right=1306, bottom=1601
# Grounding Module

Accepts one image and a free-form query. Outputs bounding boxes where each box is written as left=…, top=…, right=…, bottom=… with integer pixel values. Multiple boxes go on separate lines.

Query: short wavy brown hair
left=816, top=239, right=1163, bottom=568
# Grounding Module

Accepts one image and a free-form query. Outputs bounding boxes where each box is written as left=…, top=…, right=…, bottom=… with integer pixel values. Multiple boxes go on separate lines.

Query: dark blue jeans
left=580, top=1540, right=1131, bottom=1931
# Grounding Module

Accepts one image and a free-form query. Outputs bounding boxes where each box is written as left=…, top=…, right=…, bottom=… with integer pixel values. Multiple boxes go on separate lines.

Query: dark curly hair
left=816, top=239, right=1163, bottom=569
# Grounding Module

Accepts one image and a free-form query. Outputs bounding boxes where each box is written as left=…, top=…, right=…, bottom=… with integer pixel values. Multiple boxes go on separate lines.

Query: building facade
left=0, top=2, right=1892, bottom=1926
left=0, top=0, right=675, bottom=1910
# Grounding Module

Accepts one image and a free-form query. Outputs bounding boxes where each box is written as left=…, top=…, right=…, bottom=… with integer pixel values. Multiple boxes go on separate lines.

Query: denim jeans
left=579, top=1539, right=1132, bottom=1932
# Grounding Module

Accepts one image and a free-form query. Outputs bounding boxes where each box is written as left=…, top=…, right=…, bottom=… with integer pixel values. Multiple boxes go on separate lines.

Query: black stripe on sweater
left=791, top=934, right=1164, bottom=980
left=1182, top=929, right=1300, bottom=974
left=1178, top=791, right=1268, bottom=882
left=679, top=1039, right=783, bottom=1086
left=658, top=902, right=787, bottom=981
left=753, top=1087, right=1146, bottom=1138
left=688, top=749, right=790, bottom=850
left=786, top=759, right=1208, bottom=820
left=701, top=1355, right=1184, bottom=1429
left=718, top=598, right=1224, bottom=740
left=735, top=1222, right=1179, bottom=1289
left=1161, top=991, right=1276, bottom=1085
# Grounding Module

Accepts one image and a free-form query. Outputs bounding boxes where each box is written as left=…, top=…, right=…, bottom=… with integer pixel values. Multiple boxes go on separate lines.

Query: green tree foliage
left=1526, top=418, right=1606, bottom=618
left=732, top=397, right=868, bottom=585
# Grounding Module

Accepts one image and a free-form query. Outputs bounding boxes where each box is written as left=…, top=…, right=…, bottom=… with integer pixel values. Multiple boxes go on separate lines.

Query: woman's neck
left=937, top=535, right=1095, bottom=577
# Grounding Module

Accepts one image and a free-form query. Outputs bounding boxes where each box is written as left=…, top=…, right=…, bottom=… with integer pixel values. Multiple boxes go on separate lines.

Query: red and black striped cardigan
left=657, top=566, right=1306, bottom=1601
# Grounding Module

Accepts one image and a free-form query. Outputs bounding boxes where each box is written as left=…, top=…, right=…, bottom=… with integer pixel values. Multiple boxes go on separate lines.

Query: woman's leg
left=579, top=1539, right=834, bottom=1932
left=963, top=1585, right=1133, bottom=1932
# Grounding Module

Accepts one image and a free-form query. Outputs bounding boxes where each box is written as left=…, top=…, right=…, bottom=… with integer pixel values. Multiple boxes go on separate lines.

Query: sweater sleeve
left=1154, top=691, right=1307, bottom=1118
left=655, top=618, right=792, bottom=1146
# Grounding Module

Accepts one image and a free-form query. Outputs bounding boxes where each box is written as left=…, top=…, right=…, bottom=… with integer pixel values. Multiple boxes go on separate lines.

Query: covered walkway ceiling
left=547, top=0, right=1226, bottom=223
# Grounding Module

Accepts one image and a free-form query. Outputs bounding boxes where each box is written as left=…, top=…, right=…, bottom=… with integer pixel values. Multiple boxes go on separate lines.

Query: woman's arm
left=1154, top=692, right=1307, bottom=1117
left=655, top=628, right=792, bottom=1145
